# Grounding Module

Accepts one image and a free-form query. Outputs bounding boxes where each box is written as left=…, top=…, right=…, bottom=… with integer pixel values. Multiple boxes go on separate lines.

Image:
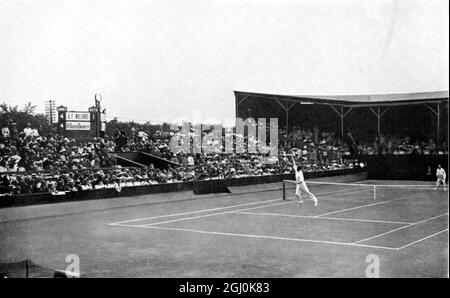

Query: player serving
left=291, top=154, right=318, bottom=206
left=434, top=164, right=447, bottom=191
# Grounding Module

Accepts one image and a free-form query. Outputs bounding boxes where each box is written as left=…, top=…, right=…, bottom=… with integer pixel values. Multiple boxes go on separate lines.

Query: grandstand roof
left=234, top=90, right=449, bottom=107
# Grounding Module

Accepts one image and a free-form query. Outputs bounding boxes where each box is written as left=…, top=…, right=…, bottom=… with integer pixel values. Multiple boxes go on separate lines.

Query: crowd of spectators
left=355, top=135, right=448, bottom=155
left=1, top=123, right=359, bottom=195
left=0, top=153, right=357, bottom=196
left=5, top=120, right=445, bottom=196
left=1, top=123, right=116, bottom=173
left=113, top=128, right=173, bottom=159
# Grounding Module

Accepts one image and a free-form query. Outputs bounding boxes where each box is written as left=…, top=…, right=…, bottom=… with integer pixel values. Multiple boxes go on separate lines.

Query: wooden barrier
left=357, top=154, right=448, bottom=180
left=0, top=168, right=365, bottom=208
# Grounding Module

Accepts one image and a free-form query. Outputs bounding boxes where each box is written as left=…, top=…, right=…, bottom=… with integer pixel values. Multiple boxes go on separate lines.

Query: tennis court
left=0, top=179, right=448, bottom=277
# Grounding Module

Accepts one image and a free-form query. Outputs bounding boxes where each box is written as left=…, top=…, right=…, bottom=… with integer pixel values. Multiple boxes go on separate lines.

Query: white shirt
left=23, top=127, right=33, bottom=136
left=436, top=168, right=446, bottom=180
left=295, top=169, right=304, bottom=183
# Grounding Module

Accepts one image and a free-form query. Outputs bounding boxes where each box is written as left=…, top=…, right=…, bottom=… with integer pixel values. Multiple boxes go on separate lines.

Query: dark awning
left=234, top=90, right=449, bottom=107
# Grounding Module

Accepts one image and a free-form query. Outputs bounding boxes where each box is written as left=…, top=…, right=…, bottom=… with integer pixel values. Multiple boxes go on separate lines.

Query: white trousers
left=295, top=182, right=317, bottom=201
left=436, top=178, right=446, bottom=186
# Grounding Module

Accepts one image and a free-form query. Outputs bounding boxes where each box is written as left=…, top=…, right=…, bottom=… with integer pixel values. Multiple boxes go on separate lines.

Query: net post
left=282, top=180, right=286, bottom=200
left=373, top=185, right=376, bottom=200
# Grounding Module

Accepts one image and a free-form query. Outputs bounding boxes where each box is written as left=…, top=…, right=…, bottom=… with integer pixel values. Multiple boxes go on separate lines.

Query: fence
left=0, top=168, right=365, bottom=208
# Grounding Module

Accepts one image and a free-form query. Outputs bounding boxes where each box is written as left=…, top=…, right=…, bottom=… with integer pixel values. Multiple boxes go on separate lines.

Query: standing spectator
left=344, top=130, right=357, bottom=155
left=10, top=123, right=19, bottom=142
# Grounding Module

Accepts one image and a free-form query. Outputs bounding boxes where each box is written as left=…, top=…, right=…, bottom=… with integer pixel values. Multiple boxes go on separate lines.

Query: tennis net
left=0, top=259, right=79, bottom=278
left=282, top=180, right=441, bottom=201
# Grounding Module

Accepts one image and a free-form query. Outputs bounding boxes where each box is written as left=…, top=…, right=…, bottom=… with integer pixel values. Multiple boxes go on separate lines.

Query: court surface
left=0, top=180, right=448, bottom=277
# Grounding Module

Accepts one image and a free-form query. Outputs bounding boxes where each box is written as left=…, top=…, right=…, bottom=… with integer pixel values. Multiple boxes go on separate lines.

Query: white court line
left=397, top=229, right=449, bottom=250
left=121, top=224, right=399, bottom=251
left=233, top=211, right=413, bottom=225
left=110, top=187, right=369, bottom=226
left=319, top=216, right=412, bottom=225
left=353, top=213, right=449, bottom=244
left=137, top=200, right=294, bottom=227
left=109, top=198, right=280, bottom=225
left=372, top=184, right=436, bottom=187
left=314, top=192, right=422, bottom=218
left=134, top=189, right=371, bottom=227
left=110, top=183, right=448, bottom=251
left=284, top=187, right=370, bottom=199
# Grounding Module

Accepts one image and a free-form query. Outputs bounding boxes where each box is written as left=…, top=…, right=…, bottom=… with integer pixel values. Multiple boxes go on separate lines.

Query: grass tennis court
left=0, top=179, right=448, bottom=277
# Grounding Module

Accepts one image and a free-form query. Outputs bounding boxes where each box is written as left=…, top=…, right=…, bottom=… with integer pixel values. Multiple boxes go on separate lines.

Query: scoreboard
left=57, top=110, right=106, bottom=138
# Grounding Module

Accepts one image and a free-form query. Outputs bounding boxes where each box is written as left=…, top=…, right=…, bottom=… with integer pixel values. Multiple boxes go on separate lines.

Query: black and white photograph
left=0, top=0, right=448, bottom=282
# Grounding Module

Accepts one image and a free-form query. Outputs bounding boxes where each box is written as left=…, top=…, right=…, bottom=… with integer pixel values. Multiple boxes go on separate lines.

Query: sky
left=0, top=0, right=448, bottom=124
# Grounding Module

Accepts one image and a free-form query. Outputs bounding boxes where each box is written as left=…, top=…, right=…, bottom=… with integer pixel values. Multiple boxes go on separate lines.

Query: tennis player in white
left=292, top=155, right=318, bottom=206
left=434, top=165, right=447, bottom=191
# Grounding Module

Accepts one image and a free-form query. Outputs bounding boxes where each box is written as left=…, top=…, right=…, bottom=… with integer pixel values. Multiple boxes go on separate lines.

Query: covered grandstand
left=234, top=90, right=449, bottom=144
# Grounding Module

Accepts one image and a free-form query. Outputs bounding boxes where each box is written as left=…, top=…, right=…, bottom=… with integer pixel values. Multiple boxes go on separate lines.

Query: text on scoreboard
left=66, top=112, right=91, bottom=121
left=66, top=122, right=91, bottom=131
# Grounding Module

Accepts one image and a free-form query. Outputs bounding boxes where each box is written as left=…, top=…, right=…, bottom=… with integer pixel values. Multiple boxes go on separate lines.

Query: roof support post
left=330, top=105, right=353, bottom=139
left=276, top=99, right=296, bottom=133
left=285, top=102, right=296, bottom=134
left=425, top=103, right=445, bottom=145
left=436, top=103, right=440, bottom=145
left=369, top=107, right=390, bottom=136
left=340, top=106, right=344, bottom=140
